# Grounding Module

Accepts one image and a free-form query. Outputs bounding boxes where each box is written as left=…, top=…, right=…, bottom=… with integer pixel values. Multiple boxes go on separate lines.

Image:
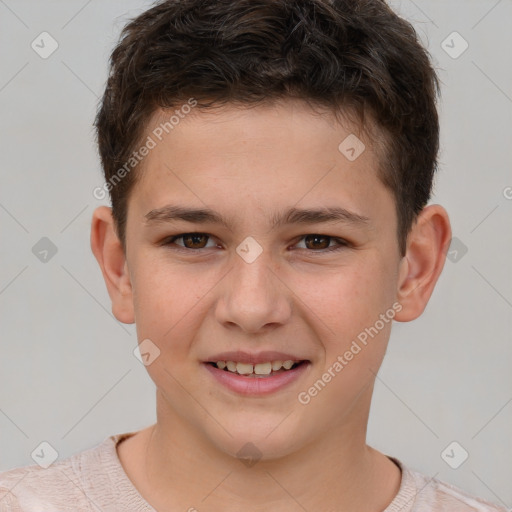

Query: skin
left=91, top=99, right=451, bottom=511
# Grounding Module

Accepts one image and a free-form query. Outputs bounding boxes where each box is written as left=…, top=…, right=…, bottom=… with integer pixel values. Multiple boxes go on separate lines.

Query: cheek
left=292, top=254, right=398, bottom=390
left=130, top=261, right=206, bottom=348
left=132, top=249, right=212, bottom=315
left=328, top=261, right=397, bottom=376
left=295, top=259, right=394, bottom=337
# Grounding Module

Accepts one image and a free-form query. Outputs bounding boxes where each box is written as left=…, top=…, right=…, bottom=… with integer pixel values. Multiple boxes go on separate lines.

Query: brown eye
left=183, top=233, right=208, bottom=249
left=163, top=232, right=216, bottom=250
left=181, top=233, right=210, bottom=249
left=295, top=234, right=349, bottom=253
left=304, top=234, right=331, bottom=250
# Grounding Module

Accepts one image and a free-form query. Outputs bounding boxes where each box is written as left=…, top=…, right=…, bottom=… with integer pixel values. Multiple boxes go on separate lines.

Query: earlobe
left=90, top=206, right=135, bottom=324
left=394, top=204, right=452, bottom=322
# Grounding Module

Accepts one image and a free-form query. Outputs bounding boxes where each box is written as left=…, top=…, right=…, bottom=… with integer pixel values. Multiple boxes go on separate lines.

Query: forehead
left=129, top=99, right=392, bottom=230
left=145, top=98, right=379, bottom=157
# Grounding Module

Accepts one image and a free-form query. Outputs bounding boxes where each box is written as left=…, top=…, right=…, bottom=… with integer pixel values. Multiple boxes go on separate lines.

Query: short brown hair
left=95, top=0, right=440, bottom=256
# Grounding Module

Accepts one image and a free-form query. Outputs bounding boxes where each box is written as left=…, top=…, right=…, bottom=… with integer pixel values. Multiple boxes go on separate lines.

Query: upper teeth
left=216, top=360, right=297, bottom=375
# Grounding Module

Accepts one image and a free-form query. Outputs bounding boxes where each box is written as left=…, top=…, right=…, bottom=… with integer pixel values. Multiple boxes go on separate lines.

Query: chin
left=206, top=419, right=305, bottom=463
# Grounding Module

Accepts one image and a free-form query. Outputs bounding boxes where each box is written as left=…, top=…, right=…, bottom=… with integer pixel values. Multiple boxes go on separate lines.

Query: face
left=120, top=100, right=405, bottom=459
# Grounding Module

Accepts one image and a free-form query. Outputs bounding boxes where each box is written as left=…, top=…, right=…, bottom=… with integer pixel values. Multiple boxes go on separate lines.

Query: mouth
left=203, top=359, right=311, bottom=396
left=205, top=359, right=308, bottom=378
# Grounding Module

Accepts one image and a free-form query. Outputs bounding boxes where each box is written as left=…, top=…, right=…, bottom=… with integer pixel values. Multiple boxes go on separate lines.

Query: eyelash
left=161, top=232, right=350, bottom=254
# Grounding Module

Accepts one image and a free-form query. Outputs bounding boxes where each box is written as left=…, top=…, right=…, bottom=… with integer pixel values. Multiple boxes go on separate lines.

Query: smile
left=210, top=360, right=303, bottom=376
left=203, top=360, right=310, bottom=395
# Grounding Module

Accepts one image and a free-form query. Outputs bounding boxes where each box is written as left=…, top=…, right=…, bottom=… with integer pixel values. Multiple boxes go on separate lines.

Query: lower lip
left=203, top=362, right=310, bottom=396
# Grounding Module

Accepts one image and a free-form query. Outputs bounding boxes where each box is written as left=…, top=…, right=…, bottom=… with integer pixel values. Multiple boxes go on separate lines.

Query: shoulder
left=0, top=433, right=132, bottom=512
left=412, top=472, right=507, bottom=511
left=388, top=457, right=508, bottom=512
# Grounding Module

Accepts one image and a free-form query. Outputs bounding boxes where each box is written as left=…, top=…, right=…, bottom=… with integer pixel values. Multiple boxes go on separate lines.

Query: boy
left=0, top=0, right=506, bottom=510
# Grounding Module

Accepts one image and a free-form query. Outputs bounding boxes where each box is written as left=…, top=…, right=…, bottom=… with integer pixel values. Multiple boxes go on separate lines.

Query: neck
left=135, top=387, right=401, bottom=511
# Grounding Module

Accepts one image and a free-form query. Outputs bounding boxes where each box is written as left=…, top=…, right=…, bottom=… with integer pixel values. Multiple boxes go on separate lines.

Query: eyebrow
left=144, top=204, right=370, bottom=229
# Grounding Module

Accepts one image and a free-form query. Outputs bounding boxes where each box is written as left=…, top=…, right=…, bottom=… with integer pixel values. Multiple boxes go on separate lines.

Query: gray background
left=1, top=0, right=511, bottom=508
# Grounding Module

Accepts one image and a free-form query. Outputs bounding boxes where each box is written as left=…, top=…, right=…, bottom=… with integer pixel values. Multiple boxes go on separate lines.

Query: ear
left=90, top=206, right=135, bottom=324
left=394, top=204, right=452, bottom=322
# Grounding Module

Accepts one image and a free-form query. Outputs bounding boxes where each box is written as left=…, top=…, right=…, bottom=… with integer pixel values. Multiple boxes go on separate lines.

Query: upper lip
left=204, top=350, right=309, bottom=365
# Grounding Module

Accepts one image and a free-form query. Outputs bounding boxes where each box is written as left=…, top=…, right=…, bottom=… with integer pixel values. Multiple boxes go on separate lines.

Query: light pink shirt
left=0, top=432, right=507, bottom=511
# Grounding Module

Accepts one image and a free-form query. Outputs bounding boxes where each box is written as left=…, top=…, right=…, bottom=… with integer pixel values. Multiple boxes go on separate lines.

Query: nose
left=214, top=250, right=293, bottom=334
